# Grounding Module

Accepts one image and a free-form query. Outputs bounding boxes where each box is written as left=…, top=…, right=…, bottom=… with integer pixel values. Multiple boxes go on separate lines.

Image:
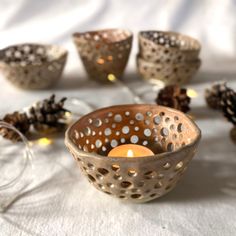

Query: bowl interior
left=139, top=31, right=201, bottom=51
left=68, top=105, right=200, bottom=157
left=0, top=44, right=67, bottom=66
left=73, top=29, right=132, bottom=44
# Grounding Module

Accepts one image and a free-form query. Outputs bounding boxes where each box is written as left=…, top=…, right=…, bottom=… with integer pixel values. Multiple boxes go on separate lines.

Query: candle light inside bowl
left=108, top=144, right=154, bottom=157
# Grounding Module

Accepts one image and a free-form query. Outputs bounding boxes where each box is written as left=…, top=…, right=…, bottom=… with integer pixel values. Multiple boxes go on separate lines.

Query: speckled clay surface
left=73, top=29, right=132, bottom=82
left=137, top=56, right=201, bottom=85
left=65, top=104, right=201, bottom=203
left=0, top=43, right=67, bottom=89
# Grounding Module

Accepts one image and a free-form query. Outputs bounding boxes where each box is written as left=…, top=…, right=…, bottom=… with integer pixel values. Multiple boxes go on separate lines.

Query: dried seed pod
left=156, top=85, right=191, bottom=113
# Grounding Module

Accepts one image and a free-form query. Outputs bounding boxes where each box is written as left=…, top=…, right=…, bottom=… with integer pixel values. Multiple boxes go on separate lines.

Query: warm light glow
left=65, top=111, right=71, bottom=118
left=107, top=74, right=116, bottom=82
left=187, top=89, right=198, bottom=98
left=107, top=55, right=113, bottom=61
left=127, top=149, right=134, bottom=157
left=37, top=137, right=53, bottom=146
left=96, top=58, right=105, bottom=65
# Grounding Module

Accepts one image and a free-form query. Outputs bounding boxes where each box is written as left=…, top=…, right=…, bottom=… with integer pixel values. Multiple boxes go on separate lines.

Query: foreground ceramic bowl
left=139, top=31, right=201, bottom=63
left=65, top=104, right=201, bottom=203
left=73, top=29, right=133, bottom=82
left=137, top=56, right=201, bottom=85
left=0, top=43, right=67, bottom=89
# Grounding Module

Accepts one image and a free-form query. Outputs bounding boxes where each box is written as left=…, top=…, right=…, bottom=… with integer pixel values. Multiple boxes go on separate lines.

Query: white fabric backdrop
left=0, top=1, right=236, bottom=236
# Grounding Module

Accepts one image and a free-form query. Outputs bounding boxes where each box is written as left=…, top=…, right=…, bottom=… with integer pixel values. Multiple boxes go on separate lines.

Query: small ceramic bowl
left=139, top=31, right=201, bottom=63
left=137, top=56, right=201, bottom=85
left=65, top=104, right=201, bottom=203
left=0, top=43, right=67, bottom=89
left=73, top=29, right=133, bottom=83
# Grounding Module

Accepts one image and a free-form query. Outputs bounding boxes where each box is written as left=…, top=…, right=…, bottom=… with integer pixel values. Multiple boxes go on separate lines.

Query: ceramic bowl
left=0, top=43, right=67, bottom=89
left=65, top=104, right=201, bottom=203
left=73, top=29, right=133, bottom=83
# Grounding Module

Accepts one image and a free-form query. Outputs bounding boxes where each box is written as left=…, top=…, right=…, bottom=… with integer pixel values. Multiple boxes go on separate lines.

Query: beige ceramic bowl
left=0, top=43, right=67, bottom=89
left=73, top=29, right=133, bottom=83
left=139, top=31, right=201, bottom=63
left=137, top=56, right=201, bottom=85
left=65, top=104, right=201, bottom=203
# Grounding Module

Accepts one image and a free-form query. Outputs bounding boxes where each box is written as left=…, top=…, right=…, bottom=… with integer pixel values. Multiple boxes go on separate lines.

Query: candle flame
left=127, top=149, right=134, bottom=157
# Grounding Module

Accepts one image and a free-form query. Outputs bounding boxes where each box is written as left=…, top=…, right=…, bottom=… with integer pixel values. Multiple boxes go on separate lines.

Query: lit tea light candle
left=108, top=144, right=154, bottom=157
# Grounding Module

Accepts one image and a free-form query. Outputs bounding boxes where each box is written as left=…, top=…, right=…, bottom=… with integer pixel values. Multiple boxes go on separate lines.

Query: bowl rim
left=65, top=104, right=201, bottom=162
left=138, top=30, right=201, bottom=51
left=0, top=43, right=68, bottom=68
left=72, top=28, right=133, bottom=44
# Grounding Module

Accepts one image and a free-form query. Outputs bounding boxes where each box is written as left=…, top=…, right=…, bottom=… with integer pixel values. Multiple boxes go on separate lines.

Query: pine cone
left=230, top=126, right=236, bottom=144
left=156, top=85, right=191, bottom=113
left=205, top=82, right=227, bottom=109
left=220, top=88, right=236, bottom=126
left=28, top=94, right=68, bottom=132
left=0, top=112, right=30, bottom=142
left=0, top=94, right=69, bottom=141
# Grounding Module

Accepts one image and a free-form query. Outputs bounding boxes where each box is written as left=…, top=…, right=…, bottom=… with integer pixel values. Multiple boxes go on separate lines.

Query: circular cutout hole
left=104, top=191, right=111, bottom=195
left=135, top=113, right=144, bottom=121
left=144, top=128, right=151, bottom=137
left=119, top=196, right=125, bottom=198
left=120, top=138, right=126, bottom=143
left=154, top=181, right=162, bottom=189
left=120, top=181, right=132, bottom=188
left=175, top=161, right=184, bottom=171
left=96, top=174, right=103, bottom=180
left=114, top=114, right=122, bottom=122
left=104, top=128, right=112, bottom=136
left=84, top=127, right=91, bottom=136
left=95, top=139, right=102, bottom=148
left=154, top=116, right=161, bottom=125
left=150, top=193, right=156, bottom=198
left=177, top=123, right=184, bottom=133
left=167, top=143, right=174, bottom=151
left=107, top=183, right=114, bottom=188
left=128, top=169, right=137, bottom=177
left=98, top=168, right=109, bottom=175
left=87, top=174, right=96, bottom=182
left=161, top=128, right=169, bottom=137
left=144, top=171, right=156, bottom=179
left=131, top=194, right=141, bottom=199
left=130, top=135, right=139, bottom=144
left=111, top=164, right=120, bottom=172
left=122, top=126, right=130, bottom=134
left=163, top=162, right=171, bottom=170
left=111, top=139, right=118, bottom=148
left=114, top=174, right=122, bottom=180
left=87, top=163, right=94, bottom=169
left=94, top=119, right=102, bottom=127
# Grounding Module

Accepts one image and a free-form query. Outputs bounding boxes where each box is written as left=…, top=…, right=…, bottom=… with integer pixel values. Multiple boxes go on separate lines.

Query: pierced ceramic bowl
left=0, top=43, right=68, bottom=89
left=139, top=31, right=201, bottom=63
left=137, top=56, right=201, bottom=85
left=73, top=29, right=133, bottom=82
left=65, top=104, right=201, bottom=203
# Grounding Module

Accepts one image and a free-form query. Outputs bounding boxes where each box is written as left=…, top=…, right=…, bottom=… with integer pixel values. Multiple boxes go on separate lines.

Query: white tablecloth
left=0, top=1, right=236, bottom=236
